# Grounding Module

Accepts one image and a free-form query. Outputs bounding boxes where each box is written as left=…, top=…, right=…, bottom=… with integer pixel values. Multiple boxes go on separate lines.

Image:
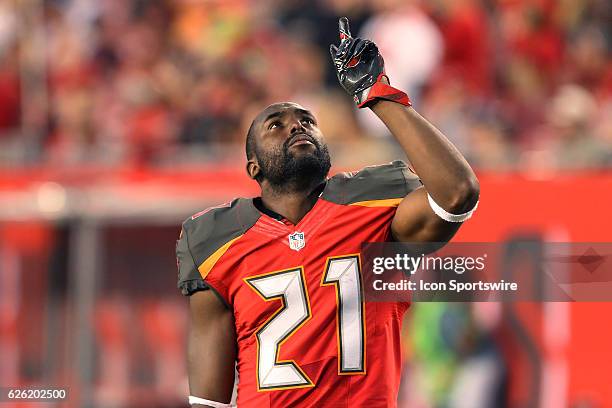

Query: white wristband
left=188, top=395, right=235, bottom=407
left=427, top=193, right=478, bottom=223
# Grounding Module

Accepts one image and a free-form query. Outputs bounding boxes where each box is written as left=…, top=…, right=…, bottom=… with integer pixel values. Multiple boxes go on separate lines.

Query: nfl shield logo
left=288, top=232, right=306, bottom=251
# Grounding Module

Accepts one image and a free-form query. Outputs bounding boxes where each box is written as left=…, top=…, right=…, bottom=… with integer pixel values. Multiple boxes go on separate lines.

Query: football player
left=177, top=17, right=479, bottom=408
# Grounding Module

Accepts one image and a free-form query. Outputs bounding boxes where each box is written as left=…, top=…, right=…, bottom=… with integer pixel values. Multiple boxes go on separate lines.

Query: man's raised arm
left=372, top=100, right=479, bottom=242
left=329, top=17, right=479, bottom=243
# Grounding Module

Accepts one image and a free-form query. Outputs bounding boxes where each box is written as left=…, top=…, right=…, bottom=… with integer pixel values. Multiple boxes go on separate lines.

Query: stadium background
left=0, top=0, right=610, bottom=407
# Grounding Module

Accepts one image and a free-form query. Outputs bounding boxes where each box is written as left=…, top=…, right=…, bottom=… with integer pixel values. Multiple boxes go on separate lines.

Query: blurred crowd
left=0, top=0, right=610, bottom=170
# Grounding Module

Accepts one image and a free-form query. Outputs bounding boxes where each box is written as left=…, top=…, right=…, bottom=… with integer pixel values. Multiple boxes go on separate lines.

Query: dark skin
left=188, top=100, right=479, bottom=406
left=188, top=290, right=236, bottom=405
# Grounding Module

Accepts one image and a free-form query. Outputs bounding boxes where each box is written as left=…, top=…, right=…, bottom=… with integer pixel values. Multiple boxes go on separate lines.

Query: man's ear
left=246, top=159, right=260, bottom=181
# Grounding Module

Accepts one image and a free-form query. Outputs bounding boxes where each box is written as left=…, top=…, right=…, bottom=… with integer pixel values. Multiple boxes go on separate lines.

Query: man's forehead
left=256, top=102, right=311, bottom=123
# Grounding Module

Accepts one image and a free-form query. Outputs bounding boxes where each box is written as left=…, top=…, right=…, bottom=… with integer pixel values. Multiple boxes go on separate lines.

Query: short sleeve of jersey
left=175, top=198, right=261, bottom=300
left=322, top=160, right=421, bottom=205
left=176, top=226, right=209, bottom=296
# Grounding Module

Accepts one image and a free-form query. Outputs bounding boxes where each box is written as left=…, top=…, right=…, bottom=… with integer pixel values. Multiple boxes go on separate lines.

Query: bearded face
left=248, top=103, right=331, bottom=192
left=254, top=132, right=331, bottom=191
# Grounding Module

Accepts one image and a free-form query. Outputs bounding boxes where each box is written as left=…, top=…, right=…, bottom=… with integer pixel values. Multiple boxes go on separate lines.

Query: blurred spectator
left=546, top=84, right=611, bottom=169
left=0, top=45, right=20, bottom=132
left=428, top=0, right=492, bottom=95
left=0, top=3, right=20, bottom=134
left=501, top=0, right=564, bottom=84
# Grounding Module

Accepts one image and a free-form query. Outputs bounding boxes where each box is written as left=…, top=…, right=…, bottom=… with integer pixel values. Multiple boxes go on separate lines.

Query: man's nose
left=290, top=119, right=306, bottom=134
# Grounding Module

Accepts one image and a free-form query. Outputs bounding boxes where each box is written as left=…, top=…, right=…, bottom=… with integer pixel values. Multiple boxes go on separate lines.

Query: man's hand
left=329, top=17, right=410, bottom=108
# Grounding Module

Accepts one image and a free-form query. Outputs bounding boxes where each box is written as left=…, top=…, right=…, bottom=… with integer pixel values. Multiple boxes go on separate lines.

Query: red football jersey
left=177, top=161, right=421, bottom=407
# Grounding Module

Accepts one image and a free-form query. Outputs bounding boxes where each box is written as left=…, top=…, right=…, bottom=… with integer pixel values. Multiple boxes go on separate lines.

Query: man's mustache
left=284, top=133, right=320, bottom=151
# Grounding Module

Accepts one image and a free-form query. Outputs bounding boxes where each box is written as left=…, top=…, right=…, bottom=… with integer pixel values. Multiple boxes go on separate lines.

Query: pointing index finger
left=338, top=17, right=352, bottom=42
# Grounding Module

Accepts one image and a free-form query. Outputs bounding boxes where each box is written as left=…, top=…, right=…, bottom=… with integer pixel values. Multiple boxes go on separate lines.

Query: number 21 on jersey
left=244, top=254, right=365, bottom=391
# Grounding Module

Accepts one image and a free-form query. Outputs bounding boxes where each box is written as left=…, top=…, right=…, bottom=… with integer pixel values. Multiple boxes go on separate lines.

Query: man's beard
left=255, top=138, right=331, bottom=192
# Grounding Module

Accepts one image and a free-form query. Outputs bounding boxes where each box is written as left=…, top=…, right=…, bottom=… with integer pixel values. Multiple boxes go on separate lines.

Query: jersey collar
left=251, top=182, right=327, bottom=225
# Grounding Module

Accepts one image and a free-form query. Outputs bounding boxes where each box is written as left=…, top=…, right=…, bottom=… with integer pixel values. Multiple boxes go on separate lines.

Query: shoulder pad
left=176, top=198, right=260, bottom=295
left=322, top=160, right=421, bottom=206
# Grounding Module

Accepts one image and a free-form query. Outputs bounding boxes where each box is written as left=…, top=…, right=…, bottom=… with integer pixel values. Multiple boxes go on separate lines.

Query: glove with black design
left=329, top=17, right=411, bottom=109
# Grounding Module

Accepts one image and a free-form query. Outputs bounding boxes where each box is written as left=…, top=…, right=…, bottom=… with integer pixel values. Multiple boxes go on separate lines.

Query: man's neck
left=259, top=181, right=325, bottom=225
